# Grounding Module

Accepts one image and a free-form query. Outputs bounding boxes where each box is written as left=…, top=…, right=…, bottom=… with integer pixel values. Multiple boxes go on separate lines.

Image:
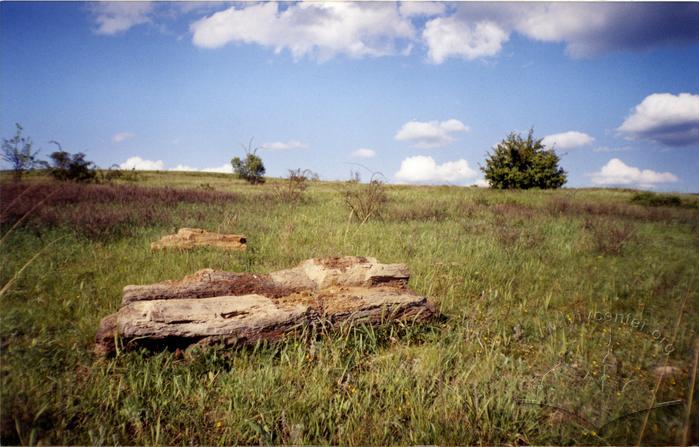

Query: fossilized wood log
left=122, top=257, right=409, bottom=304
left=151, top=228, right=246, bottom=251
left=96, top=257, right=436, bottom=355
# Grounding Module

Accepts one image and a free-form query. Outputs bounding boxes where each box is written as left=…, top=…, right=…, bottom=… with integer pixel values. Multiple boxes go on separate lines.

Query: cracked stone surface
left=95, top=256, right=437, bottom=356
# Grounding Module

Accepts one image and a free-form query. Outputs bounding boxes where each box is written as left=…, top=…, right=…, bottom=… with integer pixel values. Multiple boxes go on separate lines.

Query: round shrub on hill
left=482, top=129, right=567, bottom=189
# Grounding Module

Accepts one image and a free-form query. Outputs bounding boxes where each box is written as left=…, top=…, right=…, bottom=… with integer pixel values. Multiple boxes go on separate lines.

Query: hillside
left=1, top=171, right=698, bottom=445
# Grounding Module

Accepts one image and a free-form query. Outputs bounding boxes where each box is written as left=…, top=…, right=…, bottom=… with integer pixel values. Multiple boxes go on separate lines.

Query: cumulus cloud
left=119, top=156, right=164, bottom=171
left=593, top=146, right=632, bottom=153
left=542, top=131, right=594, bottom=150
left=617, top=93, right=699, bottom=147
left=172, top=163, right=233, bottom=173
left=190, top=2, right=414, bottom=60
left=260, top=140, right=308, bottom=151
left=395, top=155, right=477, bottom=184
left=589, top=158, right=678, bottom=189
left=423, top=16, right=508, bottom=63
left=399, top=2, right=447, bottom=18
left=512, top=3, right=699, bottom=58
left=351, top=148, right=376, bottom=158
left=121, top=157, right=233, bottom=173
left=170, top=164, right=195, bottom=172
left=112, top=132, right=135, bottom=143
left=394, top=119, right=469, bottom=148
left=90, top=2, right=154, bottom=35
left=420, top=3, right=699, bottom=63
left=201, top=163, right=233, bottom=174
left=92, top=2, right=699, bottom=63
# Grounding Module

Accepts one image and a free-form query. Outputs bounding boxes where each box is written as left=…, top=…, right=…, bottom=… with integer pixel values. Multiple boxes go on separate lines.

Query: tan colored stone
left=652, top=365, right=683, bottom=378
left=150, top=228, right=246, bottom=251
left=96, top=256, right=436, bottom=355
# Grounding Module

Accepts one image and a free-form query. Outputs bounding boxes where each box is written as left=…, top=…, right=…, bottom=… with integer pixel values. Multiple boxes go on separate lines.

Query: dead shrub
left=584, top=217, right=635, bottom=256
left=347, top=170, right=361, bottom=183
left=342, top=175, right=388, bottom=222
left=273, top=169, right=317, bottom=203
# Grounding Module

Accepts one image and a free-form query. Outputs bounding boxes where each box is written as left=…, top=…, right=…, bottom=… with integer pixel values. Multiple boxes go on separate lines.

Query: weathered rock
left=652, top=365, right=683, bottom=379
left=95, top=257, right=436, bottom=355
left=150, top=228, right=246, bottom=251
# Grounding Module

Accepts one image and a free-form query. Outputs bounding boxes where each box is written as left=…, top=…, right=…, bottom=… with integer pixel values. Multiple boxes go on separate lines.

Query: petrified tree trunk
left=150, top=228, right=246, bottom=250
left=95, top=257, right=436, bottom=356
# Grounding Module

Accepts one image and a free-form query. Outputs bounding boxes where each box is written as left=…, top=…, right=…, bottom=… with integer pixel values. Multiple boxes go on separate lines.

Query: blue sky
left=2, top=2, right=699, bottom=191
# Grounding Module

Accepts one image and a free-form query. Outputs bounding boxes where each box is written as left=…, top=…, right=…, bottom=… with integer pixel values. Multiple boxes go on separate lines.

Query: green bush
left=231, top=139, right=265, bottom=184
left=45, top=142, right=97, bottom=183
left=482, top=129, right=567, bottom=189
left=630, top=191, right=683, bottom=207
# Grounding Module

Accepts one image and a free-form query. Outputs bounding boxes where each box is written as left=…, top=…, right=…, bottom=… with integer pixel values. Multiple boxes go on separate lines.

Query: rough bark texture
left=95, top=256, right=436, bottom=355
left=150, top=228, right=246, bottom=251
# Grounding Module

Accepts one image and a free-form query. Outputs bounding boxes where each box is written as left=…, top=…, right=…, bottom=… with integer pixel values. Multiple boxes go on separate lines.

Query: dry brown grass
left=547, top=197, right=697, bottom=225
left=0, top=181, right=240, bottom=239
left=583, top=217, right=636, bottom=256
left=385, top=201, right=449, bottom=222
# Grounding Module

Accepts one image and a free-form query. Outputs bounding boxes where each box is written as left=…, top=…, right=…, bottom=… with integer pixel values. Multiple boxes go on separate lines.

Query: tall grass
left=1, top=174, right=697, bottom=444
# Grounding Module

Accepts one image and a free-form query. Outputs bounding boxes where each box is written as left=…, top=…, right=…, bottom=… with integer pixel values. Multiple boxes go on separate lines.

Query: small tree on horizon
left=2, top=123, right=41, bottom=181
left=45, top=141, right=97, bottom=183
left=231, top=139, right=266, bottom=184
left=481, top=129, right=567, bottom=189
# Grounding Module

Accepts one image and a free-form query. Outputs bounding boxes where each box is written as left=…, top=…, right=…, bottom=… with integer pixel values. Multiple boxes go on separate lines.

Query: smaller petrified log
left=151, top=228, right=246, bottom=251
left=96, top=257, right=436, bottom=355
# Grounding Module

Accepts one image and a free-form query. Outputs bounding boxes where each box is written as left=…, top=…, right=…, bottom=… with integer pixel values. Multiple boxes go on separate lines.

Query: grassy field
left=1, top=171, right=698, bottom=445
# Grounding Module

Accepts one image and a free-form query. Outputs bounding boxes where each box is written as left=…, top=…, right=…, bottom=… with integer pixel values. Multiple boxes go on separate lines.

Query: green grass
left=1, top=172, right=698, bottom=445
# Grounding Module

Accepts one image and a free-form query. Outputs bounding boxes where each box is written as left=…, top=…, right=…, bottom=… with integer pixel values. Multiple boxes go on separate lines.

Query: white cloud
left=395, top=155, right=477, bottom=184
left=423, top=17, right=508, bottom=63
left=172, top=163, right=233, bottom=173
left=190, top=2, right=414, bottom=60
left=174, top=2, right=227, bottom=15
left=260, top=140, right=308, bottom=151
left=351, top=148, right=376, bottom=158
left=593, top=146, right=632, bottom=153
left=474, top=178, right=490, bottom=188
left=542, top=131, right=594, bottom=150
left=92, top=3, right=699, bottom=64
left=419, top=3, right=699, bottom=63
left=119, top=156, right=164, bottom=171
left=112, top=132, right=135, bottom=143
left=201, top=163, right=233, bottom=174
left=90, top=2, right=154, bottom=35
left=171, top=164, right=195, bottom=172
left=589, top=158, right=678, bottom=189
left=618, top=93, right=699, bottom=147
left=126, top=160, right=233, bottom=173
left=394, top=119, right=469, bottom=148
left=511, top=3, right=699, bottom=58
left=399, top=2, right=447, bottom=18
